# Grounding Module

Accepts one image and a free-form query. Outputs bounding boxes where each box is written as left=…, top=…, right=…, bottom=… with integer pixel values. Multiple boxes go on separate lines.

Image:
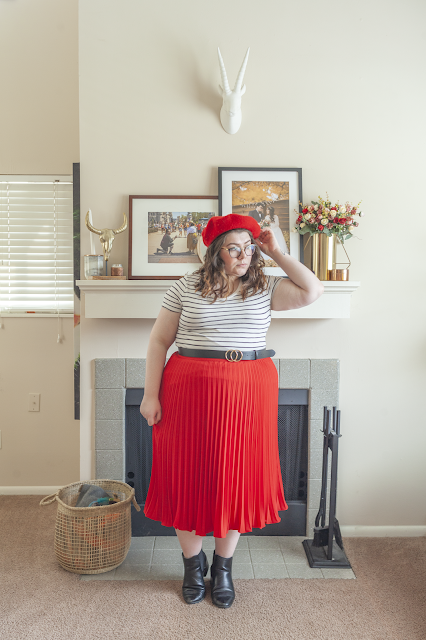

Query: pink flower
left=353, top=221, right=359, bottom=227
left=327, top=223, right=333, bottom=229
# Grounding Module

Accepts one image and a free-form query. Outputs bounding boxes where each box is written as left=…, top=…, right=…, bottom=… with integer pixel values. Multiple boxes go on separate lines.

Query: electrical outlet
left=29, top=393, right=40, bottom=412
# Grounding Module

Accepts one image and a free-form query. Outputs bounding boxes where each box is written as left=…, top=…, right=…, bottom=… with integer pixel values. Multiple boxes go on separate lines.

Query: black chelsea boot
left=210, top=551, right=235, bottom=608
left=182, top=549, right=209, bottom=604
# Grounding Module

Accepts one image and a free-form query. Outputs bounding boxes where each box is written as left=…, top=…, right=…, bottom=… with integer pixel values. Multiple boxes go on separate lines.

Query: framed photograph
left=128, top=195, right=218, bottom=279
left=218, top=167, right=303, bottom=276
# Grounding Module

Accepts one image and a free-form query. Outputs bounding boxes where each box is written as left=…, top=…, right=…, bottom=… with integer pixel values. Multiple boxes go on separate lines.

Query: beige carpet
left=0, top=496, right=425, bottom=640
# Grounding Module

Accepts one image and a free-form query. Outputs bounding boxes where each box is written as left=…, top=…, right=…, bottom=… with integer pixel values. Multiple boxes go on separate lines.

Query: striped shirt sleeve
left=267, top=275, right=284, bottom=301
left=162, top=277, right=186, bottom=313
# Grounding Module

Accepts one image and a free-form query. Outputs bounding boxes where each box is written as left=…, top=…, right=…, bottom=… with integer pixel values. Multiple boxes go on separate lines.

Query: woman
left=140, top=214, right=323, bottom=608
left=260, top=206, right=289, bottom=259
left=186, top=223, right=198, bottom=253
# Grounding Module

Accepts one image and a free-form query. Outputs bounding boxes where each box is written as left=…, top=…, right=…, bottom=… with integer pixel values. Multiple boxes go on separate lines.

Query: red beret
left=202, top=214, right=261, bottom=247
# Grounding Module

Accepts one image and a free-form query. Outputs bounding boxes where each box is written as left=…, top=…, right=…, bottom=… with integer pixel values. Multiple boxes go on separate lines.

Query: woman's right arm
left=140, top=306, right=181, bottom=426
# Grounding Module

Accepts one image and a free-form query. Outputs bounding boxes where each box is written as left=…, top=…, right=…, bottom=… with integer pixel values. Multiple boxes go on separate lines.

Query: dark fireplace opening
left=125, top=388, right=308, bottom=536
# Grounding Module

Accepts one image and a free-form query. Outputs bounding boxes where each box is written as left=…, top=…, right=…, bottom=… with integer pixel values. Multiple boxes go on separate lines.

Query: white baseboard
left=0, top=486, right=61, bottom=496
left=340, top=525, right=426, bottom=537
left=0, top=490, right=425, bottom=538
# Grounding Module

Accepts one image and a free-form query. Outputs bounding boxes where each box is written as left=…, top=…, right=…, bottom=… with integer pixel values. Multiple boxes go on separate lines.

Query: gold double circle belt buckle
left=225, top=349, right=244, bottom=362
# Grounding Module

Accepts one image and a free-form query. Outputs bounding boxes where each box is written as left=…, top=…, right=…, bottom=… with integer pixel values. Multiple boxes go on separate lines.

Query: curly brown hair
left=194, top=229, right=268, bottom=302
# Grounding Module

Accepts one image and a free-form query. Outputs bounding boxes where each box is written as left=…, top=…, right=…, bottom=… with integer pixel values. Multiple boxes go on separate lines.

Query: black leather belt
left=177, top=347, right=276, bottom=362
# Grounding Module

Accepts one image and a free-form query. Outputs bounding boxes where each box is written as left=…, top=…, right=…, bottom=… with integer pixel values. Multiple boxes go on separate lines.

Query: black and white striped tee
left=162, top=272, right=283, bottom=351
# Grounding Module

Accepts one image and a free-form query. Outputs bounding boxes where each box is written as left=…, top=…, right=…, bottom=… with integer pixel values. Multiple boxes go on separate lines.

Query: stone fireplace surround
left=94, top=357, right=339, bottom=537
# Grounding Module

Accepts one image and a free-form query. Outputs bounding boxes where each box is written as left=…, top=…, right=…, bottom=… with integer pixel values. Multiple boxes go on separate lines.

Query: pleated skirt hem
left=143, top=511, right=287, bottom=539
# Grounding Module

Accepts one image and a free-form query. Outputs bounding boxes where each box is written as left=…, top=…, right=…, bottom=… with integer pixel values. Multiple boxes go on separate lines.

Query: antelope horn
left=217, top=48, right=231, bottom=95
left=234, top=47, right=250, bottom=91
left=85, top=211, right=102, bottom=235
left=113, top=213, right=128, bottom=235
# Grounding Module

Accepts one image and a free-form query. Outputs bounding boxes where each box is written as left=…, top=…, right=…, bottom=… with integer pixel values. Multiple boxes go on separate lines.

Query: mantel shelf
left=77, top=280, right=360, bottom=319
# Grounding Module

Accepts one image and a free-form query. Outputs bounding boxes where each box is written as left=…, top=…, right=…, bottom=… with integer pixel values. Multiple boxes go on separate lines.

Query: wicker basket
left=40, top=479, right=141, bottom=574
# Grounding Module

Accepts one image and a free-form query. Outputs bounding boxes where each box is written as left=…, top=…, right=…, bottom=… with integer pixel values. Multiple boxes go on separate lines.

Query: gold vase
left=303, top=233, right=336, bottom=281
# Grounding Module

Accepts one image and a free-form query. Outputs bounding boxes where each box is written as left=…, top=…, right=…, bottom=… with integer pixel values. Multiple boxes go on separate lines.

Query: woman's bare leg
left=175, top=529, right=203, bottom=559
left=214, top=530, right=240, bottom=558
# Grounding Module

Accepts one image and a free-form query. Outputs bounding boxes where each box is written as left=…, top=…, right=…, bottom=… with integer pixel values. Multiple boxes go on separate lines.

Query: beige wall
left=1, top=0, right=425, bottom=530
left=0, top=0, right=79, bottom=487
left=79, top=0, right=426, bottom=529
left=0, top=318, right=79, bottom=486
left=0, top=0, right=79, bottom=175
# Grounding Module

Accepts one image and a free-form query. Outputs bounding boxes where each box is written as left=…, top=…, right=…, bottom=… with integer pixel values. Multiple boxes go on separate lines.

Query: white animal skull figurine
left=218, top=47, right=250, bottom=135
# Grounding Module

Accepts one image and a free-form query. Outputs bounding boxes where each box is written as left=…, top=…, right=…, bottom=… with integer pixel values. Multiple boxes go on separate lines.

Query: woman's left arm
left=254, top=228, right=324, bottom=311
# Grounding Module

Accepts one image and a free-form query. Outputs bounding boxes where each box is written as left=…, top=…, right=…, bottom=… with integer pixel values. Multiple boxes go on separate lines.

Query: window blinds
left=0, top=176, right=74, bottom=313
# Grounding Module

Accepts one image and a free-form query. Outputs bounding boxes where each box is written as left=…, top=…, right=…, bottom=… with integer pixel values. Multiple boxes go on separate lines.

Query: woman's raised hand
left=140, top=396, right=162, bottom=426
left=254, top=228, right=280, bottom=258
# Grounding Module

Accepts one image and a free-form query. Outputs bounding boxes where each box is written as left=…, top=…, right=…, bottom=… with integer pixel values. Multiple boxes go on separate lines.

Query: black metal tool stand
left=303, top=407, right=352, bottom=569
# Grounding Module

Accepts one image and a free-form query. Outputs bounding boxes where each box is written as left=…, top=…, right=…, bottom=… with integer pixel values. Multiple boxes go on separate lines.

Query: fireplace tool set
left=303, top=406, right=352, bottom=568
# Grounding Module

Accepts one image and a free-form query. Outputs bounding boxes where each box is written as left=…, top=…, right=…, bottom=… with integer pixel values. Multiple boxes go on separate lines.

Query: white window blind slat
left=0, top=176, right=74, bottom=313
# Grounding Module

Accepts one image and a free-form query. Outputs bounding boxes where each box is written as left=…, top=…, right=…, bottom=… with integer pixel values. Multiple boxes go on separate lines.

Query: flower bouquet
left=292, top=195, right=364, bottom=244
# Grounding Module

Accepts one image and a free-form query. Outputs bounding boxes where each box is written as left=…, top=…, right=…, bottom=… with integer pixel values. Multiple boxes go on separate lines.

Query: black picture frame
left=218, top=167, right=303, bottom=272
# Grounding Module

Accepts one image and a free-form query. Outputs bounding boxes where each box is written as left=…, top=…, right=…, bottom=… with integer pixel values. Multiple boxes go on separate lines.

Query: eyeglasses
left=220, top=244, right=257, bottom=258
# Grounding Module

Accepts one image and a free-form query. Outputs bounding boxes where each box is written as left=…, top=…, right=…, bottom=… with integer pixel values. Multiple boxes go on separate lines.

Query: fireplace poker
left=312, top=407, right=330, bottom=547
left=327, top=408, right=344, bottom=558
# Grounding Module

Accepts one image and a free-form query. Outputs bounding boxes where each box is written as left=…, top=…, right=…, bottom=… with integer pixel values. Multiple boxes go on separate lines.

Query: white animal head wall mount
left=85, top=210, right=128, bottom=262
left=218, top=47, right=250, bottom=135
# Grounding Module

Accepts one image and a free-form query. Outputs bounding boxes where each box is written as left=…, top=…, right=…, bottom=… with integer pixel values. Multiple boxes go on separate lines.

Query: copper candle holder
left=328, top=269, right=350, bottom=281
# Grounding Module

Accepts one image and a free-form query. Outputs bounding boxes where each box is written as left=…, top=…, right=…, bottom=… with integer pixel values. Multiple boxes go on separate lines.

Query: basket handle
left=132, top=495, right=141, bottom=512
left=40, top=492, right=58, bottom=506
left=40, top=489, right=141, bottom=510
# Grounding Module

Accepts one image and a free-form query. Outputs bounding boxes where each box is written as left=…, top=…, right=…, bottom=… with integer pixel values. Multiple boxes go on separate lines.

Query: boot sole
left=212, top=601, right=234, bottom=609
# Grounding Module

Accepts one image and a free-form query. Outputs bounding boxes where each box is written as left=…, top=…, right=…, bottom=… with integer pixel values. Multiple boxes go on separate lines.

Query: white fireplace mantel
left=77, top=280, right=360, bottom=319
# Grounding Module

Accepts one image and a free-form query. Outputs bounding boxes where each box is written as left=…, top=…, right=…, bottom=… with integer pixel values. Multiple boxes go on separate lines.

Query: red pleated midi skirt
left=144, top=352, right=288, bottom=537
